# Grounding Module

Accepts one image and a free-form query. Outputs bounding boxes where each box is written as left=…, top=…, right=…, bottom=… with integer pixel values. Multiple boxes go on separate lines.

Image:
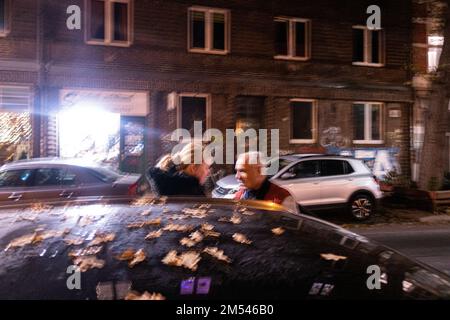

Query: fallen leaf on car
left=320, top=253, right=348, bottom=261
left=271, top=227, right=285, bottom=236
left=162, top=224, right=193, bottom=232
left=72, top=256, right=105, bottom=272
left=69, top=246, right=103, bottom=257
left=143, top=218, right=161, bottom=226
left=127, top=222, right=145, bottom=229
left=203, top=247, right=231, bottom=263
left=5, top=229, right=68, bottom=250
left=141, top=209, right=152, bottom=216
left=88, top=233, right=115, bottom=246
left=182, top=208, right=208, bottom=218
left=116, top=249, right=136, bottom=261
left=180, top=231, right=204, bottom=247
left=161, top=250, right=201, bottom=271
left=64, top=237, right=84, bottom=246
left=230, top=215, right=242, bottom=225
left=129, top=249, right=146, bottom=268
left=232, top=233, right=252, bottom=245
left=125, top=291, right=165, bottom=300
left=30, top=203, right=52, bottom=213
left=201, top=223, right=214, bottom=231
left=145, top=229, right=163, bottom=240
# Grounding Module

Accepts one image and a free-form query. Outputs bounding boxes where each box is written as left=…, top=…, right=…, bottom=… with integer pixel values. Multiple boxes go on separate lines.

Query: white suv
left=212, top=155, right=383, bottom=220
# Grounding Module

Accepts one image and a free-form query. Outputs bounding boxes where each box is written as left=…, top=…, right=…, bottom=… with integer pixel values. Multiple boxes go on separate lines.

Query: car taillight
left=128, top=182, right=138, bottom=195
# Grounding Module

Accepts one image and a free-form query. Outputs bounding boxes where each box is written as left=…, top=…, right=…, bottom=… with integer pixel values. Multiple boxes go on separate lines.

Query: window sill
left=353, top=140, right=384, bottom=145
left=188, top=48, right=229, bottom=55
left=274, top=55, right=310, bottom=61
left=290, top=139, right=316, bottom=144
left=85, top=40, right=132, bottom=47
left=352, top=62, right=385, bottom=68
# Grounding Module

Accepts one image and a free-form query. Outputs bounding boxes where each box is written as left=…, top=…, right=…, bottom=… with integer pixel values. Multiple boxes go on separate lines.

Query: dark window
left=295, top=22, right=306, bottom=57
left=288, top=160, right=320, bottom=179
left=343, top=161, right=354, bottom=174
left=90, top=0, right=105, bottom=40
left=191, top=11, right=205, bottom=49
left=0, top=0, right=5, bottom=31
left=181, top=97, right=207, bottom=133
left=291, top=101, right=313, bottom=140
left=371, top=104, right=381, bottom=140
left=275, top=20, right=288, bottom=56
left=353, top=28, right=364, bottom=62
left=213, top=12, right=225, bottom=50
left=0, top=169, right=33, bottom=187
left=321, top=160, right=345, bottom=176
left=34, top=168, right=66, bottom=187
left=353, top=104, right=365, bottom=140
left=371, top=30, right=380, bottom=63
left=113, top=2, right=128, bottom=41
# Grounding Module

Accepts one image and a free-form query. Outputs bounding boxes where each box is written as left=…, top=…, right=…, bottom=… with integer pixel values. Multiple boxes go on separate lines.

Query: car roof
left=0, top=158, right=103, bottom=170
left=0, top=197, right=449, bottom=300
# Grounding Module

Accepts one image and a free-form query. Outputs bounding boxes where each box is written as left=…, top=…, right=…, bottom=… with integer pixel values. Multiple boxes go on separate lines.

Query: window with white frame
left=177, top=94, right=211, bottom=134
left=0, top=0, right=10, bottom=37
left=274, top=17, right=311, bottom=60
left=290, top=99, right=317, bottom=143
left=85, top=0, right=133, bottom=46
left=353, top=103, right=383, bottom=143
left=428, top=35, right=443, bottom=72
left=188, top=7, right=229, bottom=54
left=352, top=26, right=384, bottom=66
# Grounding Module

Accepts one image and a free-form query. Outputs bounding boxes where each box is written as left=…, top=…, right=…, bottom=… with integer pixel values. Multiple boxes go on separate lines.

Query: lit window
left=290, top=100, right=317, bottom=143
left=353, top=103, right=383, bottom=143
left=352, top=26, right=385, bottom=66
left=188, top=7, right=230, bottom=54
left=0, top=0, right=10, bottom=37
left=428, top=36, right=444, bottom=72
left=274, top=17, right=311, bottom=60
left=86, top=0, right=133, bottom=46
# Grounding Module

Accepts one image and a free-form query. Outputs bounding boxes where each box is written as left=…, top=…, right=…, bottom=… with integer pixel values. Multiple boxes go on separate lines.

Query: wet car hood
left=0, top=197, right=449, bottom=300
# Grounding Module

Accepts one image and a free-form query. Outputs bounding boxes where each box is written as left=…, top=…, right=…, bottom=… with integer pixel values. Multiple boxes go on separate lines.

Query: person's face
left=235, top=159, right=262, bottom=190
left=191, top=163, right=210, bottom=185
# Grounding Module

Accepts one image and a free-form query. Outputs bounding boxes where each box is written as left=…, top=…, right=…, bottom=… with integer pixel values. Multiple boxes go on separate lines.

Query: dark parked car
left=0, top=158, right=145, bottom=204
left=0, top=197, right=449, bottom=300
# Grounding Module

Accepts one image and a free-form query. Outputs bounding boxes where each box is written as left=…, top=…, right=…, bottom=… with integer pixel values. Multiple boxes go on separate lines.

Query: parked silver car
left=213, top=155, right=383, bottom=220
left=0, top=158, right=144, bottom=204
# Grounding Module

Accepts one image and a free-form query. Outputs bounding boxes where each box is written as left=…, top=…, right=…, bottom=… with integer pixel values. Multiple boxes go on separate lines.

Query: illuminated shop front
left=0, top=86, right=33, bottom=165
left=59, top=89, right=148, bottom=173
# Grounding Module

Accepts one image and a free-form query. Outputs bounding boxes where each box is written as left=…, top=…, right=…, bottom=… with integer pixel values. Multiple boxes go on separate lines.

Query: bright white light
left=59, top=102, right=120, bottom=164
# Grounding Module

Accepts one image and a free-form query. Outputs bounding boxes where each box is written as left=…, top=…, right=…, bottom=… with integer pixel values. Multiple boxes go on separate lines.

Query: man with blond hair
left=234, top=152, right=298, bottom=213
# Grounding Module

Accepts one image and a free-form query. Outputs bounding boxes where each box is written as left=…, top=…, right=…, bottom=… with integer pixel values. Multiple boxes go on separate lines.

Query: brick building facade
left=0, top=0, right=414, bottom=179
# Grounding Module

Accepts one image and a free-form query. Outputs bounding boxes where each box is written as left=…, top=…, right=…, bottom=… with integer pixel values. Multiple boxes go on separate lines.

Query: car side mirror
left=280, top=172, right=296, bottom=180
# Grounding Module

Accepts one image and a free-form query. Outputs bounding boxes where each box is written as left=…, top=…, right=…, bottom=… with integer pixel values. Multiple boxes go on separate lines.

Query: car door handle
left=8, top=193, right=23, bottom=201
left=59, top=191, right=74, bottom=199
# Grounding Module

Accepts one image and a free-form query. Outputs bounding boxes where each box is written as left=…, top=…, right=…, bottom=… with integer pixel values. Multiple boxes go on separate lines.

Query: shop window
left=290, top=99, right=317, bottom=143
left=0, top=0, right=10, bottom=37
left=178, top=95, right=210, bottom=134
left=274, top=17, right=311, bottom=60
left=352, top=26, right=385, bottom=66
left=353, top=103, right=383, bottom=144
left=86, top=0, right=133, bottom=46
left=188, top=7, right=230, bottom=54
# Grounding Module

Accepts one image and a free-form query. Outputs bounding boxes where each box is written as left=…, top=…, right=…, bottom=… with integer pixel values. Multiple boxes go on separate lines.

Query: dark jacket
left=147, top=165, right=205, bottom=197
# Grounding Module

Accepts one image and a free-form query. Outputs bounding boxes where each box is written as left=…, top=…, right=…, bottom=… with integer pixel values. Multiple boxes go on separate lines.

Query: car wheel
left=349, top=194, right=374, bottom=221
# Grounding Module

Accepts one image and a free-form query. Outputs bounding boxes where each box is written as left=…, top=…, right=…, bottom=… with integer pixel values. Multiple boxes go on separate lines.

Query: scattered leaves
left=88, top=233, right=115, bottom=246
left=203, top=247, right=231, bottom=263
left=161, top=250, right=201, bottom=271
left=271, top=227, right=285, bottom=236
left=232, top=233, right=252, bottom=245
left=125, top=291, right=165, bottom=300
left=145, top=229, right=163, bottom=240
left=72, top=256, right=105, bottom=272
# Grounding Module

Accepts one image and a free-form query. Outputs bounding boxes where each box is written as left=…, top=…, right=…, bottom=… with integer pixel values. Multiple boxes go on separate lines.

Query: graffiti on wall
left=327, top=147, right=401, bottom=179
left=320, top=127, right=350, bottom=148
